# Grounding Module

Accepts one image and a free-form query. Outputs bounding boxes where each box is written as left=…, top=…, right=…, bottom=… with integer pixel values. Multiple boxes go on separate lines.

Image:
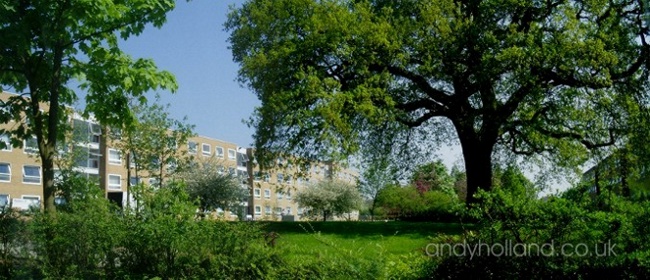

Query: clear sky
left=118, top=0, right=255, bottom=146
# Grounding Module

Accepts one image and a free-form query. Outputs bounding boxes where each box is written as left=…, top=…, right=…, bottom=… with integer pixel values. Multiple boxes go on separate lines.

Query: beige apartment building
left=245, top=148, right=359, bottom=221
left=1, top=91, right=359, bottom=220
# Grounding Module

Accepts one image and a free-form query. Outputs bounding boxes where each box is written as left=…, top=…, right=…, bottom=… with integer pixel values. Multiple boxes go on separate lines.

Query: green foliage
left=0, top=208, right=29, bottom=279
left=411, top=160, right=454, bottom=195
left=296, top=180, right=363, bottom=221
left=174, top=158, right=249, bottom=215
left=428, top=186, right=650, bottom=278
left=0, top=0, right=179, bottom=212
left=116, top=96, right=196, bottom=187
left=227, top=0, right=650, bottom=204
left=376, top=184, right=462, bottom=222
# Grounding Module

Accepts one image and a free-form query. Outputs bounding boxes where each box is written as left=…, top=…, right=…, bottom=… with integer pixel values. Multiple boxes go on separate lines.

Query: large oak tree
left=227, top=0, right=650, bottom=204
left=0, top=0, right=179, bottom=212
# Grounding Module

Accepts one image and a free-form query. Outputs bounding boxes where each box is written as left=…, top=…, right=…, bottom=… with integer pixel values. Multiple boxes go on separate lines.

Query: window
left=297, top=178, right=303, bottom=185
left=24, top=137, right=38, bottom=154
left=129, top=153, right=136, bottom=168
left=263, top=173, right=270, bottom=182
left=0, top=163, right=10, bottom=182
left=216, top=147, right=224, bottom=158
left=254, top=171, right=261, bottom=181
left=254, top=206, right=261, bottom=215
left=188, top=141, right=197, bottom=154
left=264, top=189, right=271, bottom=199
left=286, top=207, right=292, bottom=214
left=108, top=174, right=121, bottom=190
left=202, top=143, right=211, bottom=156
left=130, top=177, right=139, bottom=186
left=286, top=191, right=292, bottom=200
left=298, top=208, right=304, bottom=215
left=89, top=123, right=101, bottom=144
left=0, top=133, right=11, bottom=151
left=148, top=178, right=160, bottom=188
left=265, top=206, right=271, bottom=214
left=277, top=173, right=284, bottom=183
left=277, top=191, right=283, bottom=200
left=275, top=207, right=282, bottom=214
left=23, top=165, right=40, bottom=184
left=286, top=175, right=292, bottom=184
left=89, top=148, right=101, bottom=168
left=228, top=149, right=236, bottom=160
left=254, top=188, right=261, bottom=198
left=0, top=194, right=9, bottom=208
left=228, top=167, right=236, bottom=176
left=21, top=195, right=40, bottom=208
left=108, top=149, right=122, bottom=165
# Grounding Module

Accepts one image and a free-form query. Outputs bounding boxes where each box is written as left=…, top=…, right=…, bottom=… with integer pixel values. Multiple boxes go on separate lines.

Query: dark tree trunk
left=457, top=129, right=496, bottom=206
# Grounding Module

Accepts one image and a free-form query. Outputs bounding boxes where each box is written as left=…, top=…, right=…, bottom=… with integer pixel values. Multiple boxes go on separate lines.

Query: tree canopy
left=227, top=0, right=650, bottom=204
left=295, top=179, right=362, bottom=221
left=0, top=0, right=179, bottom=212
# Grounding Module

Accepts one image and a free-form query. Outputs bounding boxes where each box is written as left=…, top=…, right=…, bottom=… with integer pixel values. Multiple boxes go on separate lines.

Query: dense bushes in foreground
left=1, top=174, right=649, bottom=279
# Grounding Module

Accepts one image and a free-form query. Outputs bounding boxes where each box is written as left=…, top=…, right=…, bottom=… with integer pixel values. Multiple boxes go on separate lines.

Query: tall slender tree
left=0, top=1, right=179, bottom=212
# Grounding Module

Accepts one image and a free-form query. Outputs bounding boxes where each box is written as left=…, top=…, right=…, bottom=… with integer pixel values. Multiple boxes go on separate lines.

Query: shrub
left=428, top=186, right=650, bottom=279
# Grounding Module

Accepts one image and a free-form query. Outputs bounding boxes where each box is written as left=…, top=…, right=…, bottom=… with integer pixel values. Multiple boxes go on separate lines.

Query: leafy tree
left=411, top=160, right=454, bottom=196
left=376, top=185, right=423, bottom=219
left=115, top=96, right=195, bottom=188
left=0, top=0, right=179, bottom=212
left=174, top=159, right=248, bottom=215
left=493, top=164, right=538, bottom=199
left=295, top=179, right=362, bottom=221
left=358, top=157, right=396, bottom=220
left=451, top=165, right=468, bottom=202
left=227, top=0, right=650, bottom=205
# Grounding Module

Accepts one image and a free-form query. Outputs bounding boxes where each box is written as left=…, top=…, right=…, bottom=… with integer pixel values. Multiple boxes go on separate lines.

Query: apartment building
left=1, top=91, right=360, bottom=219
left=245, top=148, right=359, bottom=221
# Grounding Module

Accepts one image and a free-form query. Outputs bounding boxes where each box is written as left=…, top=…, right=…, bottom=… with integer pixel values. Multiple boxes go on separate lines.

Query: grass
left=260, top=221, right=467, bottom=262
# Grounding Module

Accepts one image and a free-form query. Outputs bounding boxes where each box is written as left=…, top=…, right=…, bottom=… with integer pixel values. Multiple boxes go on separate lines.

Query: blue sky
left=118, top=0, right=254, bottom=146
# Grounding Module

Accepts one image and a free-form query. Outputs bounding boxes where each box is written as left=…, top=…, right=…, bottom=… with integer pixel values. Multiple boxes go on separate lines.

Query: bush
left=427, top=185, right=650, bottom=279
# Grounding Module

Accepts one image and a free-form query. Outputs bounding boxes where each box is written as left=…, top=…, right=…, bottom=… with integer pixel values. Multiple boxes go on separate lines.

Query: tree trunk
left=458, top=131, right=495, bottom=206
left=42, top=156, right=56, bottom=213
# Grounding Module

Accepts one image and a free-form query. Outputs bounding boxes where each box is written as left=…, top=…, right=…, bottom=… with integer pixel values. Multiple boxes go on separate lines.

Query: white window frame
left=216, top=146, right=224, bottom=158
left=107, top=174, right=122, bottom=190
left=0, top=194, right=9, bottom=208
left=254, top=188, right=261, bottom=198
left=0, top=133, right=11, bottom=151
left=108, top=149, right=122, bottom=165
left=254, top=206, right=261, bottom=215
left=228, top=149, right=236, bottom=160
left=21, top=195, right=40, bottom=208
left=22, top=165, right=41, bottom=184
left=286, top=191, right=292, bottom=200
left=264, top=189, right=271, bottom=199
left=265, top=206, right=271, bottom=214
left=202, top=143, right=211, bottom=156
left=188, top=141, right=198, bottom=154
left=277, top=191, right=283, bottom=200
left=277, top=173, right=284, bottom=183
left=0, top=163, right=10, bottom=182
left=23, top=137, right=38, bottom=154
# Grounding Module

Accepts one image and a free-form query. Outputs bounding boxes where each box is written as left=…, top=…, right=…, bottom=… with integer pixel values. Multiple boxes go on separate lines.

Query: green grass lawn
left=260, top=221, right=467, bottom=262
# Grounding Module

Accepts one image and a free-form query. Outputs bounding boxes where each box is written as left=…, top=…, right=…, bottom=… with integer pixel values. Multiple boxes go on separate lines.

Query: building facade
left=1, top=91, right=359, bottom=220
